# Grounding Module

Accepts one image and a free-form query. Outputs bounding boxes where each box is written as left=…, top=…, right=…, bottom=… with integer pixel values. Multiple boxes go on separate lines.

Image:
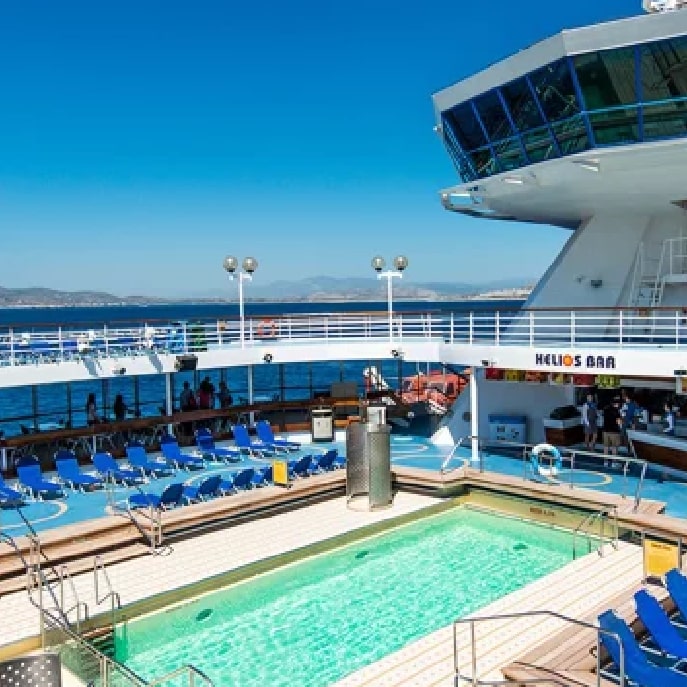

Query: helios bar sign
left=535, top=353, right=616, bottom=369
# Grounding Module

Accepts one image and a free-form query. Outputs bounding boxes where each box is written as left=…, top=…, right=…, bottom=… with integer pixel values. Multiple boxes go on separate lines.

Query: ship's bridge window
left=641, top=36, right=687, bottom=141
left=500, top=77, right=545, bottom=132
left=529, top=59, right=581, bottom=123
left=641, top=36, right=687, bottom=101
left=574, top=47, right=637, bottom=109
left=474, top=90, right=513, bottom=141
left=443, top=102, right=487, bottom=150
left=588, top=107, right=641, bottom=145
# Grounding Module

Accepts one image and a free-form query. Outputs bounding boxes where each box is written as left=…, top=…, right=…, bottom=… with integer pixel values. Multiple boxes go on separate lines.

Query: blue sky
left=0, top=1, right=636, bottom=297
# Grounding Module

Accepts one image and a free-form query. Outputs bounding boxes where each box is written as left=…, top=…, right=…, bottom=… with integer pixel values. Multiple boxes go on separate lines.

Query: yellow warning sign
left=273, top=459, right=290, bottom=488
left=644, top=539, right=680, bottom=579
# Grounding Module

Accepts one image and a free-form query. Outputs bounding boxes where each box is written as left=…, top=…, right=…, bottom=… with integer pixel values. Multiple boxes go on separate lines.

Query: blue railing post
left=469, top=313, right=473, bottom=345
left=450, top=312, right=454, bottom=344
left=529, top=312, right=534, bottom=346
left=9, top=328, right=14, bottom=366
left=619, top=310, right=624, bottom=347
left=495, top=311, right=500, bottom=346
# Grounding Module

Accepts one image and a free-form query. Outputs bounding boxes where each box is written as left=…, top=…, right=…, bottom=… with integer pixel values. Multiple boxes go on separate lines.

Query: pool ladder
left=572, top=507, right=619, bottom=560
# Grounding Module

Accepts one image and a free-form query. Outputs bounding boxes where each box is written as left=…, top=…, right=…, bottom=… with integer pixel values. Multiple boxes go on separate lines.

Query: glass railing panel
left=493, top=136, right=527, bottom=171
left=642, top=99, right=687, bottom=140
left=551, top=114, right=591, bottom=155
left=589, top=106, right=640, bottom=145
left=522, top=126, right=558, bottom=163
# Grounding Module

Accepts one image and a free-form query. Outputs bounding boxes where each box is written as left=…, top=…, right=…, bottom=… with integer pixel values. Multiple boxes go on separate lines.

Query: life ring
left=531, top=443, right=563, bottom=479
left=256, top=319, right=277, bottom=338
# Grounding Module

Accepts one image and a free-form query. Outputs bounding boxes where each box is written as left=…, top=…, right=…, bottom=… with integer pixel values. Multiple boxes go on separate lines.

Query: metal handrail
left=1, top=306, right=687, bottom=369
left=41, top=604, right=214, bottom=687
left=106, top=480, right=162, bottom=553
left=57, top=564, right=89, bottom=633
left=453, top=610, right=625, bottom=687
left=441, top=434, right=480, bottom=474
left=94, top=554, right=122, bottom=634
left=572, top=507, right=618, bottom=560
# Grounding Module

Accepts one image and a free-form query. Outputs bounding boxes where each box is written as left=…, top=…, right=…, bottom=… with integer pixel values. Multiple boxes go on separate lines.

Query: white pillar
left=470, top=368, right=480, bottom=463
left=165, top=372, right=174, bottom=436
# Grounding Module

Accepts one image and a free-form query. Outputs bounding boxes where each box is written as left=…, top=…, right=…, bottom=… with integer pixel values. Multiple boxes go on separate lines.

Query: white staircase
left=629, top=237, right=687, bottom=308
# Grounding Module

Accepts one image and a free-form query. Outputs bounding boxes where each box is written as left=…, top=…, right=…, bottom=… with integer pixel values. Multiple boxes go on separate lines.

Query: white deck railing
left=0, top=308, right=686, bottom=366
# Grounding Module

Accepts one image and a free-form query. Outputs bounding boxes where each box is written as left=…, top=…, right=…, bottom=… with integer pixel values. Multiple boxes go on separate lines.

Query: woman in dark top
left=113, top=394, right=127, bottom=422
left=86, top=393, right=101, bottom=426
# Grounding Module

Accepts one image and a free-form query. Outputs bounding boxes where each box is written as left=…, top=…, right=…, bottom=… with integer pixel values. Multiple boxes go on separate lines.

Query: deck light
left=224, top=255, right=258, bottom=349
left=372, top=256, right=409, bottom=342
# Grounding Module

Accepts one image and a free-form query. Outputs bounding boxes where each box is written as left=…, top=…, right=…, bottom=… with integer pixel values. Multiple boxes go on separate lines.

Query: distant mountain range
left=0, top=277, right=534, bottom=307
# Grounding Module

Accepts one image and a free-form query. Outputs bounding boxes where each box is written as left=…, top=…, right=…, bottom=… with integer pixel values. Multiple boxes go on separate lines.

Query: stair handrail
left=572, top=506, right=618, bottom=560
left=41, top=604, right=214, bottom=687
left=628, top=241, right=644, bottom=307
left=93, top=554, right=122, bottom=632
left=57, top=563, right=89, bottom=633
left=441, top=434, right=479, bottom=474
left=453, top=609, right=625, bottom=687
left=106, top=479, right=162, bottom=552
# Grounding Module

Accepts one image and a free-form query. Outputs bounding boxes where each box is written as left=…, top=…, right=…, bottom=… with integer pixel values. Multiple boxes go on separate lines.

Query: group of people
left=85, top=392, right=129, bottom=425
left=179, top=377, right=233, bottom=412
left=581, top=390, right=679, bottom=456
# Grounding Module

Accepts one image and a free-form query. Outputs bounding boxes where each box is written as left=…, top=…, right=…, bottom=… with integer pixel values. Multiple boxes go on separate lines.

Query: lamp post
left=371, top=255, right=409, bottom=342
left=223, top=256, right=258, bottom=348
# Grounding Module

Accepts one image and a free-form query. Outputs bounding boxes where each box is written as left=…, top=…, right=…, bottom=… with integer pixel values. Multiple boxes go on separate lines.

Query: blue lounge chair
left=233, top=468, right=257, bottom=490
left=598, top=609, right=687, bottom=686
left=256, top=421, right=300, bottom=451
left=182, top=474, right=222, bottom=503
left=17, top=465, right=65, bottom=500
left=313, top=449, right=343, bottom=471
left=0, top=474, right=25, bottom=506
left=635, top=589, right=687, bottom=660
left=56, top=457, right=103, bottom=491
left=160, top=436, right=205, bottom=470
left=126, top=444, right=174, bottom=477
left=92, top=452, right=144, bottom=485
left=129, top=483, right=184, bottom=510
left=667, top=569, right=687, bottom=623
left=195, top=429, right=242, bottom=462
left=289, top=455, right=316, bottom=478
left=231, top=424, right=275, bottom=457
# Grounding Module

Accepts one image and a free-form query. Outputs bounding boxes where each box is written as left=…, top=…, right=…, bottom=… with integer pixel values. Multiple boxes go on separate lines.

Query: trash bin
left=311, top=406, right=334, bottom=442
left=488, top=414, right=527, bottom=443
left=346, top=421, right=392, bottom=511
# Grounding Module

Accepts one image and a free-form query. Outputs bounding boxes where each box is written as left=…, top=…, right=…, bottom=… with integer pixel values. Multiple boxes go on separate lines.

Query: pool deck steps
left=332, top=540, right=644, bottom=687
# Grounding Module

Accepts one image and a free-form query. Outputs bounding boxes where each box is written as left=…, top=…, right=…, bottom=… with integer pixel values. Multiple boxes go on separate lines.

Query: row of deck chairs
left=127, top=449, right=344, bottom=510
left=599, top=568, right=687, bottom=685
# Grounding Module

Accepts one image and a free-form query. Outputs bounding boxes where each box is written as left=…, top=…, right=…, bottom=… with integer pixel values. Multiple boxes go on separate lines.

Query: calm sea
left=0, top=299, right=522, bottom=437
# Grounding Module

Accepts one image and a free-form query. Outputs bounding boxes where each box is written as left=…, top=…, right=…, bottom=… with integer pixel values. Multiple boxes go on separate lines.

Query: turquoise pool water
left=115, top=507, right=575, bottom=687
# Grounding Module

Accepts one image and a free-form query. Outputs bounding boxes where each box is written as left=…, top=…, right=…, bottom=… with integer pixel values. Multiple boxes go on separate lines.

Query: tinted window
left=474, top=90, right=512, bottom=140
left=501, top=78, right=545, bottom=131
left=444, top=103, right=487, bottom=150
left=574, top=47, right=636, bottom=109
left=641, top=36, right=687, bottom=101
left=530, top=59, right=581, bottom=122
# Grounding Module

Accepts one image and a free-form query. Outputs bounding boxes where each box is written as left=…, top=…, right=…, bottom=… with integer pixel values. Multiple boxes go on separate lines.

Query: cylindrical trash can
left=311, top=406, right=334, bottom=442
left=346, top=421, right=392, bottom=510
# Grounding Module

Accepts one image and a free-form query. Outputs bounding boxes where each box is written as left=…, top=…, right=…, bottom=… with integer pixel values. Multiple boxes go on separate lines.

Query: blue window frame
left=440, top=38, right=687, bottom=182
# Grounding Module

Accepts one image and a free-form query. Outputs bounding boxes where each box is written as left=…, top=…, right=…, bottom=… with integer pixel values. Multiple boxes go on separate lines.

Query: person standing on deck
left=85, top=393, right=101, bottom=426
left=602, top=397, right=622, bottom=462
left=664, top=402, right=676, bottom=436
left=581, top=392, right=598, bottom=451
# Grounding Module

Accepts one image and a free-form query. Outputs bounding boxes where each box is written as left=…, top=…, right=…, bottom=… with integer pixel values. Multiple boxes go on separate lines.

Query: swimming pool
left=112, top=507, right=575, bottom=687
